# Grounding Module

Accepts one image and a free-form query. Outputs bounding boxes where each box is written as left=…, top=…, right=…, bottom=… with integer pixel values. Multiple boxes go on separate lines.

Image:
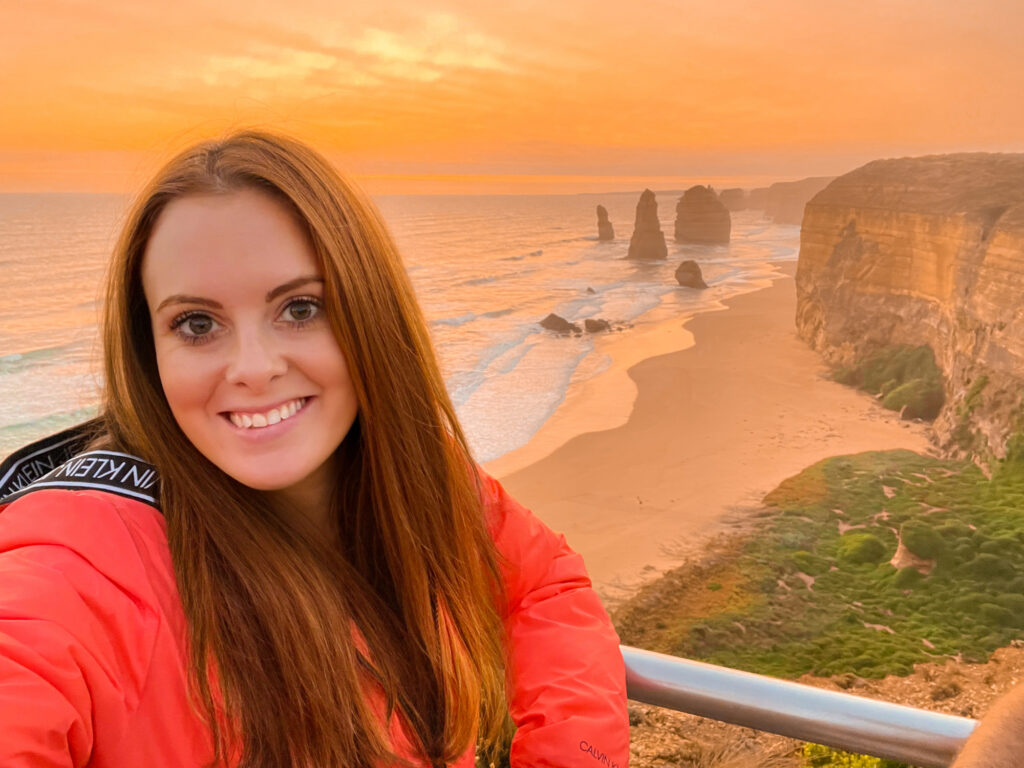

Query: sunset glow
left=2, top=0, right=1021, bottom=193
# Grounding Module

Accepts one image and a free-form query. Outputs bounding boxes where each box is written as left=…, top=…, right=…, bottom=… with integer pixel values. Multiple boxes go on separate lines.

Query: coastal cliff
left=749, top=176, right=834, bottom=224
left=795, top=153, right=1024, bottom=456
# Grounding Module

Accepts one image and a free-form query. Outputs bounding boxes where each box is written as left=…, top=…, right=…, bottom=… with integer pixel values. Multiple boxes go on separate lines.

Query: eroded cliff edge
left=795, top=153, right=1024, bottom=457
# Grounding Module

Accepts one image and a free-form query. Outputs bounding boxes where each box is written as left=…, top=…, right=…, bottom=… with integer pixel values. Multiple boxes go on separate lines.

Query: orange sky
left=2, top=0, right=1021, bottom=193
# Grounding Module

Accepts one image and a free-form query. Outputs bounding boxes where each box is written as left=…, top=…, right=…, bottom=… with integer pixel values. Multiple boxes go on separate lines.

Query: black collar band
left=0, top=421, right=161, bottom=510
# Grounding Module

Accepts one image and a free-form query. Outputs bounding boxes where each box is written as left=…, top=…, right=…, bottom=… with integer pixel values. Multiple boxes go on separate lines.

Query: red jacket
left=0, top=465, right=628, bottom=767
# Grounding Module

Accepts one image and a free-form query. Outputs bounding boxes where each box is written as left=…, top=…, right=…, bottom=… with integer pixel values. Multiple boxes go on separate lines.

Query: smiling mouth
left=224, top=397, right=309, bottom=429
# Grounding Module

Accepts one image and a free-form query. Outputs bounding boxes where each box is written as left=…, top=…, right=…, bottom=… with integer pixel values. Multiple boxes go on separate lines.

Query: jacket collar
left=0, top=420, right=160, bottom=510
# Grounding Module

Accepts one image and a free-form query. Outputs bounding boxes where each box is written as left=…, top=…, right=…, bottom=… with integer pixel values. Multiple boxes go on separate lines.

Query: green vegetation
left=952, top=375, right=989, bottom=450
left=620, top=449, right=1024, bottom=680
left=611, top=445, right=1024, bottom=767
left=837, top=532, right=887, bottom=564
left=900, top=520, right=944, bottom=559
left=835, top=345, right=945, bottom=420
left=803, top=743, right=908, bottom=767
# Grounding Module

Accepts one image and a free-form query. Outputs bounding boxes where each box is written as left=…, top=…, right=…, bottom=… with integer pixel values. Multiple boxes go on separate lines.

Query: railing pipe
left=622, top=646, right=977, bottom=767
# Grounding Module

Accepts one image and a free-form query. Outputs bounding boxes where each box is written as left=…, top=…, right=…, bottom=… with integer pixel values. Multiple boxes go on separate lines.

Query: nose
left=224, top=326, right=287, bottom=391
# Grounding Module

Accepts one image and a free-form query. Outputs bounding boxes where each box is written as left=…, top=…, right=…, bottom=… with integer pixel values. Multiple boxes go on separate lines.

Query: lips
left=225, top=397, right=308, bottom=429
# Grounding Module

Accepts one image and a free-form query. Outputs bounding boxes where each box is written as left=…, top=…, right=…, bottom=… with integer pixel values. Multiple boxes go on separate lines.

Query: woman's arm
left=481, top=472, right=629, bottom=768
left=951, top=683, right=1024, bottom=768
left=0, top=491, right=157, bottom=766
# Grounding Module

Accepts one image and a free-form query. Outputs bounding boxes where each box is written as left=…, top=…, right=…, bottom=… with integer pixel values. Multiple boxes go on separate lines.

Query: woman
left=0, top=132, right=629, bottom=767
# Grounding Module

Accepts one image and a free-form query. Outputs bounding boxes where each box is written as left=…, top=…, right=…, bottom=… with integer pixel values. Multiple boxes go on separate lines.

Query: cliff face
left=750, top=177, right=835, bottom=224
left=796, top=153, right=1024, bottom=456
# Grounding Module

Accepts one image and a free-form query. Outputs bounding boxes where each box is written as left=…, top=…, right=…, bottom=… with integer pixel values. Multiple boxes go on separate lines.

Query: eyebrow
left=266, top=276, right=323, bottom=303
left=155, top=276, right=324, bottom=312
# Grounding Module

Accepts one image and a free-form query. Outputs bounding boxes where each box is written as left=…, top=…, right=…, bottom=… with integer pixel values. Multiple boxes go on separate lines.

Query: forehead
left=142, top=189, right=319, bottom=299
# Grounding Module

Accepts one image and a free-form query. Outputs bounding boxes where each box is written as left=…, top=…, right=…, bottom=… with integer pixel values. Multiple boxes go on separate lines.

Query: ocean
left=0, top=191, right=799, bottom=463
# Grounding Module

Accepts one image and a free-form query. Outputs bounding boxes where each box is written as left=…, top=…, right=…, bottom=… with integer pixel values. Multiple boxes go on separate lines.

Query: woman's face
left=141, top=188, right=358, bottom=514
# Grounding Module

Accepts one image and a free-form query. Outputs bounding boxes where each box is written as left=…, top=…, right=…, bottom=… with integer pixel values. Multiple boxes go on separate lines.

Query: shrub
left=803, top=743, right=909, bottom=767
left=979, top=537, right=1021, bottom=557
left=937, top=522, right=973, bottom=539
left=839, top=345, right=945, bottom=421
left=900, top=521, right=945, bottom=560
left=968, top=553, right=1015, bottom=580
left=793, top=550, right=829, bottom=575
left=882, top=379, right=945, bottom=420
left=892, top=567, right=923, bottom=589
left=837, top=533, right=888, bottom=565
left=849, top=654, right=878, bottom=672
left=952, top=542, right=976, bottom=565
left=950, top=593, right=988, bottom=615
left=880, top=378, right=900, bottom=397
left=1005, top=431, right=1024, bottom=464
left=979, top=603, right=1017, bottom=628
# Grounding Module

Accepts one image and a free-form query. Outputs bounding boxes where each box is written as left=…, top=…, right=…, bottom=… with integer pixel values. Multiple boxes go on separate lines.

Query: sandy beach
left=485, top=264, right=934, bottom=603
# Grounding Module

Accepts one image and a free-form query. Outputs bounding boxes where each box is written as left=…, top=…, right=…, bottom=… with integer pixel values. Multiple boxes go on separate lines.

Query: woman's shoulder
left=0, top=487, right=171, bottom=610
left=1, top=485, right=164, bottom=547
left=0, top=488, right=172, bottom=766
left=477, top=468, right=592, bottom=602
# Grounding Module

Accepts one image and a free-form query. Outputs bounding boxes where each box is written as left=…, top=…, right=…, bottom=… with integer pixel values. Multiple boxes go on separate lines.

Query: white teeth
left=229, top=399, right=306, bottom=429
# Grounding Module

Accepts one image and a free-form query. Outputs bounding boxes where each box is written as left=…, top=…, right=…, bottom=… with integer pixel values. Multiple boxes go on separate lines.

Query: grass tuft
left=835, top=345, right=944, bottom=420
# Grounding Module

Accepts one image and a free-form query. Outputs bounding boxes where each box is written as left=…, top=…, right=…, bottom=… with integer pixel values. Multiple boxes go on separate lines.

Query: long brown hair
left=100, top=131, right=507, bottom=767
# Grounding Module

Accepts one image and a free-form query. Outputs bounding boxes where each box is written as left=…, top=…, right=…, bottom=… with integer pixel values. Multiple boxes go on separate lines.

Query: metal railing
left=622, top=646, right=977, bottom=767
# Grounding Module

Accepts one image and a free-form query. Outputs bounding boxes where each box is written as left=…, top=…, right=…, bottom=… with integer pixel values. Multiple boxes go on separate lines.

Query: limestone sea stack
left=596, top=205, right=615, bottom=240
left=627, top=189, right=668, bottom=260
left=795, top=153, right=1024, bottom=456
left=674, top=185, right=731, bottom=244
left=719, top=188, right=747, bottom=211
left=675, top=260, right=708, bottom=289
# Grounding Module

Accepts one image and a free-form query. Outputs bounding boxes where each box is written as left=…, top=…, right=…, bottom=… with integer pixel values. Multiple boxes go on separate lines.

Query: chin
left=229, top=470, right=307, bottom=493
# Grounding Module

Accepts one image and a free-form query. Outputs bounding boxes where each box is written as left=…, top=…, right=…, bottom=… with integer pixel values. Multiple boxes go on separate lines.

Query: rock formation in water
left=627, top=189, right=668, bottom=260
left=719, top=188, right=747, bottom=211
left=795, top=153, right=1024, bottom=456
left=749, top=177, right=835, bottom=224
left=596, top=205, right=615, bottom=241
left=674, top=185, right=731, bottom=244
left=584, top=318, right=612, bottom=333
left=675, top=260, right=708, bottom=289
left=540, top=313, right=581, bottom=334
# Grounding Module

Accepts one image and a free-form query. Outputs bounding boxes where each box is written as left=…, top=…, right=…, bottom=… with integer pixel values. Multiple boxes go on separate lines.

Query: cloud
left=342, top=12, right=514, bottom=81
left=195, top=47, right=380, bottom=95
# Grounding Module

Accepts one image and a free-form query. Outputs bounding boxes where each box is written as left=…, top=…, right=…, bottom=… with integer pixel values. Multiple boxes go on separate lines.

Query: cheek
left=325, top=350, right=357, bottom=403
left=154, top=346, right=216, bottom=420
